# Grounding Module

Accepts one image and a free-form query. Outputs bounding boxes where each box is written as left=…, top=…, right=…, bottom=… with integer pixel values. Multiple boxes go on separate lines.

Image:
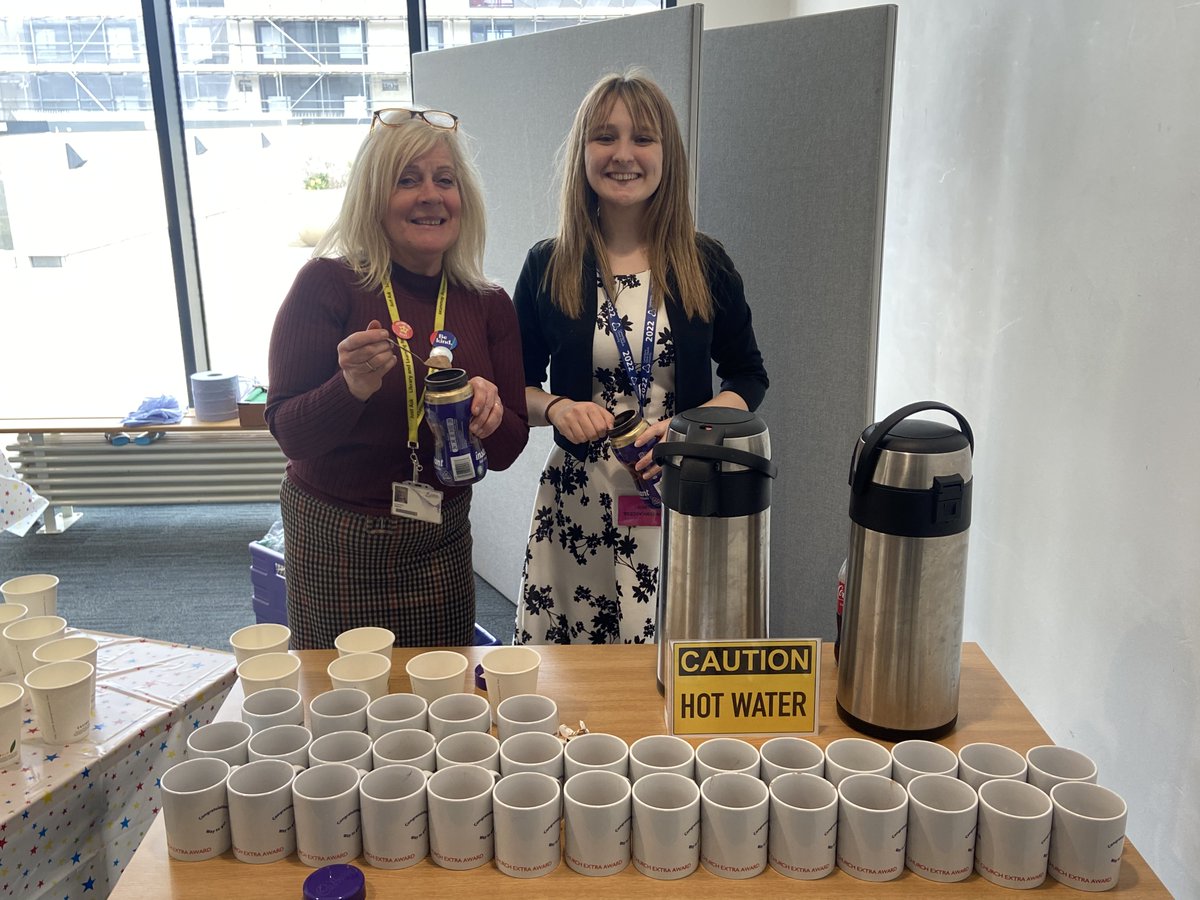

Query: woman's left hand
left=633, top=417, right=672, bottom=482
left=468, top=376, right=505, bottom=439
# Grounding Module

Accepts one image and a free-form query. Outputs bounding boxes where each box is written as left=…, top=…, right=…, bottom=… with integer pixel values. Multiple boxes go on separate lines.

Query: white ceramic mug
left=768, top=771, right=839, bottom=880
left=23, top=658, right=92, bottom=745
left=427, top=692, right=492, bottom=741
left=372, top=728, right=437, bottom=771
left=334, top=626, right=395, bottom=662
left=631, top=771, right=700, bottom=880
left=974, top=777, right=1053, bottom=889
left=435, top=730, right=500, bottom=772
left=890, top=739, right=959, bottom=788
left=480, top=646, right=541, bottom=722
left=493, top=771, right=562, bottom=878
left=5, top=615, right=68, bottom=680
left=309, top=730, right=374, bottom=770
left=160, top=757, right=236, bottom=861
left=958, top=741, right=1028, bottom=792
left=1026, top=745, right=1098, bottom=794
left=499, top=731, right=565, bottom=781
left=229, top=623, right=291, bottom=665
left=759, top=736, right=825, bottom=784
left=495, top=693, right=558, bottom=744
left=1, top=574, right=58, bottom=618
left=1047, top=781, right=1127, bottom=892
left=227, top=757, right=303, bottom=864
left=628, top=734, right=695, bottom=782
left=694, top=737, right=760, bottom=783
left=700, top=771, right=770, bottom=879
left=327, top=652, right=391, bottom=701
left=292, top=762, right=367, bottom=867
left=905, top=772, right=978, bottom=882
left=0, top=682, right=26, bottom=767
left=187, top=719, right=253, bottom=766
left=237, top=651, right=301, bottom=695
left=426, top=764, right=498, bottom=870
left=248, top=723, right=313, bottom=768
left=366, top=693, right=427, bottom=739
left=563, top=732, right=629, bottom=779
left=360, top=764, right=431, bottom=870
left=241, top=687, right=305, bottom=733
left=405, top=650, right=469, bottom=702
left=308, top=688, right=371, bottom=739
left=0, top=603, right=29, bottom=675
left=836, top=773, right=909, bottom=882
left=562, top=769, right=631, bottom=876
left=823, top=737, right=892, bottom=788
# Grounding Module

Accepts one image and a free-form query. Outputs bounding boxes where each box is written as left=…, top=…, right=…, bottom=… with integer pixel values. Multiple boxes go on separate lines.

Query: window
left=471, top=20, right=515, bottom=43
left=427, top=21, right=444, bottom=51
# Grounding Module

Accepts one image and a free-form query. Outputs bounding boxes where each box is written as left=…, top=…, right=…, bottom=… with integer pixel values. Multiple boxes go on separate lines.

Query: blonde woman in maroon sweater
left=267, top=108, right=528, bottom=649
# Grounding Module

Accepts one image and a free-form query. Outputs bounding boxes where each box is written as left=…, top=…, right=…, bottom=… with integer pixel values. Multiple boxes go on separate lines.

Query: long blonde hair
left=315, top=114, right=492, bottom=293
left=548, top=70, right=712, bottom=321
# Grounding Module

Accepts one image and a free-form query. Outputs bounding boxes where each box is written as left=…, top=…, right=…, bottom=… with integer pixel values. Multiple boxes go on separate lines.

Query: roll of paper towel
left=191, top=371, right=241, bottom=422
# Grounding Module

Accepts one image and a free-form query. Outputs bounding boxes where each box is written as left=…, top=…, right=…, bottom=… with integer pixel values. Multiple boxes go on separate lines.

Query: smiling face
left=584, top=98, right=663, bottom=218
left=383, top=141, right=462, bottom=275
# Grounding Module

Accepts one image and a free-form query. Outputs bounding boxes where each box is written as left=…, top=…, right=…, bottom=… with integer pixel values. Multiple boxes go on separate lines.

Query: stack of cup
left=1, top=574, right=58, bottom=617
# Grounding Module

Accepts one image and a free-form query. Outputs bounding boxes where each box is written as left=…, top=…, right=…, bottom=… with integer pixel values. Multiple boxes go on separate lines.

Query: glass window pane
left=434, top=0, right=662, bottom=49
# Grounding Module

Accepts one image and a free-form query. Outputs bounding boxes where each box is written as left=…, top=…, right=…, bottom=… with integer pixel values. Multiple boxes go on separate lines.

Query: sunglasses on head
left=370, top=107, right=459, bottom=132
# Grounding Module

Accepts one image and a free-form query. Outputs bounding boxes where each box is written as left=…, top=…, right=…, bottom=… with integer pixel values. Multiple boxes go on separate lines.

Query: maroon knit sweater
left=266, top=257, right=529, bottom=515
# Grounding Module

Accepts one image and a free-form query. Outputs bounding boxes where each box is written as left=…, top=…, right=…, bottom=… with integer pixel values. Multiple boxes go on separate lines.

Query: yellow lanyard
left=382, top=273, right=448, bottom=480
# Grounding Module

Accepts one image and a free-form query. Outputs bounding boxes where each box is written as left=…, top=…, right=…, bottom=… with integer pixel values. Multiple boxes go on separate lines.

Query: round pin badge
left=392, top=320, right=414, bottom=340
left=429, top=330, right=458, bottom=350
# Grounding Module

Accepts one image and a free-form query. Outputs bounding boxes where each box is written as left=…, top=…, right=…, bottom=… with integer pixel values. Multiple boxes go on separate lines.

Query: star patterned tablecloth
left=0, top=632, right=235, bottom=899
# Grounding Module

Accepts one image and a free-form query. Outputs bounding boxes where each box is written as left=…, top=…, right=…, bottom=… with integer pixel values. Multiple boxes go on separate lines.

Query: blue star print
left=80, top=768, right=90, bottom=779
left=83, top=877, right=95, bottom=891
left=72, top=852, right=81, bottom=863
left=120, top=818, right=130, bottom=829
left=45, top=753, right=58, bottom=762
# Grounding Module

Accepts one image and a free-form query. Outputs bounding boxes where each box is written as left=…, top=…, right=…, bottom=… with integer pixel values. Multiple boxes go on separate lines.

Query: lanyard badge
left=600, top=281, right=658, bottom=416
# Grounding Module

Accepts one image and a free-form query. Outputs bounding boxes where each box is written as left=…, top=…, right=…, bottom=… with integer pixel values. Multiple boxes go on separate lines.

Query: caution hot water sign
left=670, top=639, right=820, bottom=737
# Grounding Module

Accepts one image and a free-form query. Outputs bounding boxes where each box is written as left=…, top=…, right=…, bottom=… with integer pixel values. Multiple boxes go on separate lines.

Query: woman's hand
left=633, top=416, right=672, bottom=482
left=468, top=376, right=505, bottom=439
left=548, top=400, right=614, bottom=444
left=339, top=319, right=396, bottom=401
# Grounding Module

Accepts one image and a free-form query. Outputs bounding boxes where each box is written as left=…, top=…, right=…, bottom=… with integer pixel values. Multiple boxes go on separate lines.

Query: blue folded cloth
left=122, top=395, right=184, bottom=426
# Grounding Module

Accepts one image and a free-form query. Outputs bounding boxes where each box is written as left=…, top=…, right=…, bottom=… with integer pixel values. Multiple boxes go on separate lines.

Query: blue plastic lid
left=302, top=864, right=365, bottom=900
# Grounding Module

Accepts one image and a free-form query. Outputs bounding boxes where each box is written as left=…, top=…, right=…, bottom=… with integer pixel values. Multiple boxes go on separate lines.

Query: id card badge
left=617, top=493, right=662, bottom=527
left=392, top=481, right=443, bottom=524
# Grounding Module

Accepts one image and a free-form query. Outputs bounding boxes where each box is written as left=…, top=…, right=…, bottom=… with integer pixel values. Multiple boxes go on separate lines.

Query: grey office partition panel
left=697, top=7, right=896, bottom=639
left=412, top=7, right=703, bottom=612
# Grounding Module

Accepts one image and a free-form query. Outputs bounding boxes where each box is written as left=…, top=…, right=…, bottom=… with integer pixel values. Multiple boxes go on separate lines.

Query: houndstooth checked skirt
left=280, top=476, right=475, bottom=649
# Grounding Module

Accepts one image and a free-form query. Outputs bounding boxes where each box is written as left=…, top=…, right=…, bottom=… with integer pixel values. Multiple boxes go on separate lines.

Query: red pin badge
left=392, top=321, right=414, bottom=340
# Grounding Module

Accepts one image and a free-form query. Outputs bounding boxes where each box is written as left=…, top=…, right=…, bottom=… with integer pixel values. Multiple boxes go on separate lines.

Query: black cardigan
left=514, top=234, right=769, bottom=460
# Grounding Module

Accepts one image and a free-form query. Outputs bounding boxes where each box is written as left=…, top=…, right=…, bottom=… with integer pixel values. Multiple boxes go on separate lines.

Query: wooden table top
left=110, top=643, right=1169, bottom=897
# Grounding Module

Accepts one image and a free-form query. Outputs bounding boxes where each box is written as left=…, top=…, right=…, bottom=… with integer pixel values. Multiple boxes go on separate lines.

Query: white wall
left=789, top=1, right=1198, bottom=895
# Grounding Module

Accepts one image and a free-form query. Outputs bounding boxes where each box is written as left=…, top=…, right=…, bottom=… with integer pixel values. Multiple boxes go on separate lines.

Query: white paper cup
left=562, top=769, right=632, bottom=876
left=241, top=687, right=304, bottom=733
left=248, top=723, right=313, bottom=768
left=33, top=635, right=98, bottom=704
left=187, top=720, right=252, bottom=766
left=480, top=646, right=541, bottom=721
left=366, top=693, right=428, bottom=739
left=372, top=728, right=437, bottom=771
left=824, top=737, right=892, bottom=788
left=161, top=757, right=235, bottom=861
left=227, top=758, right=303, bottom=864
left=334, top=626, right=395, bottom=662
left=905, top=773, right=978, bottom=882
left=493, top=771, right=562, bottom=878
left=361, top=764, right=431, bottom=869
left=0, top=603, right=29, bottom=675
left=427, top=764, right=499, bottom=870
left=836, top=773, right=909, bottom=882
left=629, top=734, right=696, bottom=782
left=759, top=736, right=825, bottom=784
left=0, top=682, right=25, bottom=767
left=428, top=692, right=492, bottom=741
left=700, top=771, right=770, bottom=879
left=1026, top=745, right=1098, bottom=794
left=327, top=652, right=392, bottom=701
left=405, top=650, right=469, bottom=702
left=229, top=623, right=291, bottom=665
left=768, top=771, right=839, bottom=880
left=435, top=730, right=500, bottom=772
left=975, top=777, right=1053, bottom=889
left=237, top=651, right=301, bottom=695
left=500, top=731, right=565, bottom=780
left=309, top=729, right=374, bottom=770
left=308, top=688, right=370, bottom=739
left=694, top=737, right=760, bottom=783
left=631, top=771, right=701, bottom=879
left=1, top=574, right=58, bottom=618
left=958, top=741, right=1028, bottom=792
left=292, top=762, right=367, bottom=867
left=496, top=693, right=558, bottom=744
left=1048, top=781, right=1127, bottom=892
left=563, top=732, right=629, bottom=779
left=5, top=615, right=68, bottom=680
left=890, top=739, right=959, bottom=788
left=24, top=659, right=92, bottom=745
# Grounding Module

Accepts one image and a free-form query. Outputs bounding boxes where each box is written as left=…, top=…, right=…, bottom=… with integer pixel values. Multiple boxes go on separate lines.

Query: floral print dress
left=516, top=271, right=675, bottom=644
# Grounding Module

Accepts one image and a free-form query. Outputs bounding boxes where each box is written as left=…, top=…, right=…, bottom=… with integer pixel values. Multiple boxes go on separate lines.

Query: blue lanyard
left=600, top=279, right=658, bottom=416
